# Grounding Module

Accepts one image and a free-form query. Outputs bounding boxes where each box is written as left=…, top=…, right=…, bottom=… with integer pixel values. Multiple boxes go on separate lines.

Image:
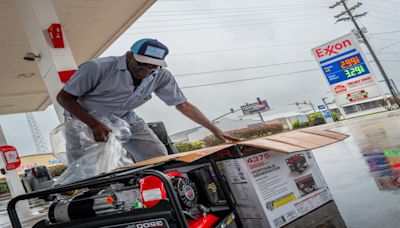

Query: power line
left=144, top=4, right=328, bottom=17
left=368, top=7, right=400, bottom=19
left=363, top=3, right=400, bottom=14
left=126, top=15, right=331, bottom=34
left=134, top=12, right=328, bottom=29
left=177, top=59, right=397, bottom=89
left=148, top=2, right=329, bottom=14
left=170, top=40, right=321, bottom=56
left=367, top=19, right=400, bottom=28
left=175, top=60, right=315, bottom=77
left=369, top=15, right=400, bottom=25
left=180, top=68, right=319, bottom=89
left=369, top=30, right=400, bottom=36
left=168, top=31, right=397, bottom=57
left=139, top=6, right=327, bottom=23
left=385, top=0, right=400, bottom=5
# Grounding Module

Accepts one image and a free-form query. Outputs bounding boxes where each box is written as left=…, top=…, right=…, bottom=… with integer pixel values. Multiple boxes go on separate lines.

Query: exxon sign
left=312, top=35, right=357, bottom=62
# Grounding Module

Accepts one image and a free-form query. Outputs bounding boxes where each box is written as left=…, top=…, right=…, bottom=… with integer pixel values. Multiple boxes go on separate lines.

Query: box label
left=219, top=150, right=332, bottom=228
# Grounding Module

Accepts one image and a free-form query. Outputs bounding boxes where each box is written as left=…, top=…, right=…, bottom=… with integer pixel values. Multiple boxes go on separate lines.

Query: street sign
left=317, top=105, right=326, bottom=110
left=241, top=100, right=270, bottom=116
left=312, top=33, right=382, bottom=106
left=322, top=110, right=332, bottom=119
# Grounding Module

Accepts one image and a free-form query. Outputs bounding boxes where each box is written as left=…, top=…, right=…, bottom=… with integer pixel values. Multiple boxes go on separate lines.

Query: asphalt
left=313, top=110, right=400, bottom=228
left=0, top=110, right=399, bottom=227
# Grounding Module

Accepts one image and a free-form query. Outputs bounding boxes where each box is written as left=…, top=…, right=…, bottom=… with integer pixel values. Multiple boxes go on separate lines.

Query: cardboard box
left=125, top=129, right=347, bottom=228
left=212, top=146, right=332, bottom=227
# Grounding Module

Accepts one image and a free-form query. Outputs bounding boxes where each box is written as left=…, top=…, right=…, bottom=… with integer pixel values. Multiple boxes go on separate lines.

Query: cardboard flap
left=130, top=144, right=233, bottom=168
left=267, top=131, right=337, bottom=149
left=239, top=138, right=306, bottom=154
left=127, top=129, right=348, bottom=168
left=298, top=129, right=348, bottom=140
left=175, top=144, right=234, bottom=163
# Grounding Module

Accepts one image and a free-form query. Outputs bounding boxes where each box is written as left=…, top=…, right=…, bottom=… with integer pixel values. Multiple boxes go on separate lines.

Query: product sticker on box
left=218, top=149, right=332, bottom=228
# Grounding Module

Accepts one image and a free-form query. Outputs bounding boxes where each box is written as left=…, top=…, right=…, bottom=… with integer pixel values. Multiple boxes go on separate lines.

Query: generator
left=9, top=129, right=348, bottom=228
left=8, top=165, right=238, bottom=228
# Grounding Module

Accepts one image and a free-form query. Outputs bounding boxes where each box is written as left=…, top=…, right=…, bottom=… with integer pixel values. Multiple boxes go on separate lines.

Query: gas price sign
left=312, top=33, right=381, bottom=106
left=322, top=53, right=370, bottom=85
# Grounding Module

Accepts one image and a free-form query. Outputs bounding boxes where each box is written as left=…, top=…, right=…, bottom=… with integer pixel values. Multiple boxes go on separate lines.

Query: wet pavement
left=0, top=111, right=399, bottom=227
left=313, top=110, right=400, bottom=228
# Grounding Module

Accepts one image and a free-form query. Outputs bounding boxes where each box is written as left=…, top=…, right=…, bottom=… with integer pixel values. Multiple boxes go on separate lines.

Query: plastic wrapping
left=52, top=116, right=133, bottom=186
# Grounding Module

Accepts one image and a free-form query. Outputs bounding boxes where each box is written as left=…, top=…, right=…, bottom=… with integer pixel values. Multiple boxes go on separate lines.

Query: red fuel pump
left=0, top=145, right=21, bottom=171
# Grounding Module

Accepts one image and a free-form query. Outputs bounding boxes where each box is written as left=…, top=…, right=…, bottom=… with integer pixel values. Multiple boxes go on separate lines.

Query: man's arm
left=176, top=101, right=239, bottom=143
left=57, top=90, right=111, bottom=142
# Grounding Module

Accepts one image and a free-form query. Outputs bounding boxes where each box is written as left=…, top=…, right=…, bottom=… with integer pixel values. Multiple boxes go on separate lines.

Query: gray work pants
left=122, top=118, right=168, bottom=162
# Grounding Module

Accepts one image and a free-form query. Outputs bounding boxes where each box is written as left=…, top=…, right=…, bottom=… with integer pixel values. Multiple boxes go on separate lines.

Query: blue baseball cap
left=130, top=38, right=169, bottom=67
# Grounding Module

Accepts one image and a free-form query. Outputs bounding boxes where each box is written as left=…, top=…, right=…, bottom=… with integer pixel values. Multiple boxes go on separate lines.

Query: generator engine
left=45, top=168, right=225, bottom=228
left=48, top=183, right=142, bottom=223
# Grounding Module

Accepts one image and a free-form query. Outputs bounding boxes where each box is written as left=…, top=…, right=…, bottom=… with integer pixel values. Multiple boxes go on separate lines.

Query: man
left=57, top=38, right=238, bottom=163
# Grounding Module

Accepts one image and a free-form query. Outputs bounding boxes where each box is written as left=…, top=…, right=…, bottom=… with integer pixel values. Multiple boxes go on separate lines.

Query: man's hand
left=212, top=129, right=241, bottom=144
left=91, top=123, right=112, bottom=142
left=57, top=89, right=112, bottom=142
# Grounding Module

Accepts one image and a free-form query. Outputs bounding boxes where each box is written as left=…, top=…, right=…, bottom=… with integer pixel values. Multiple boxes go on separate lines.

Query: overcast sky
left=1, top=0, right=400, bottom=155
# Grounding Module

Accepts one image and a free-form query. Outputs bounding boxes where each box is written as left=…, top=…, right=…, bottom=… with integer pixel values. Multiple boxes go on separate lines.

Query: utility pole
left=322, top=97, right=334, bottom=118
left=289, top=101, right=316, bottom=113
left=330, top=0, right=400, bottom=107
left=307, top=100, right=317, bottom=113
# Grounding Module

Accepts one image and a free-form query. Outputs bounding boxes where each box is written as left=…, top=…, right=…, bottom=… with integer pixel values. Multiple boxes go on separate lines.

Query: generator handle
left=141, top=170, right=189, bottom=228
left=208, top=157, right=243, bottom=228
left=7, top=169, right=189, bottom=228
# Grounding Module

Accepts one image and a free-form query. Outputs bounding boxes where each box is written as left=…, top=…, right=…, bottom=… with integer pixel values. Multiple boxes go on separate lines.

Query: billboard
left=241, top=100, right=270, bottom=116
left=312, top=33, right=382, bottom=106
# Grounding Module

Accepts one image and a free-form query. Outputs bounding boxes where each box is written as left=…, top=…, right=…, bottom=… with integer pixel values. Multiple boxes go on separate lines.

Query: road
left=313, top=110, right=400, bottom=228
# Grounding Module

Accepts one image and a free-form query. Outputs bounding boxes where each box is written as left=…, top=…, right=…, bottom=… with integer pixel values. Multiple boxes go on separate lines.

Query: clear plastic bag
left=52, top=116, right=133, bottom=186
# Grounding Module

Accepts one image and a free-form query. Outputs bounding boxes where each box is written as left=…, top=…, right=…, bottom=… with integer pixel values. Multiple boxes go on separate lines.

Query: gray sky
left=1, top=0, right=400, bottom=155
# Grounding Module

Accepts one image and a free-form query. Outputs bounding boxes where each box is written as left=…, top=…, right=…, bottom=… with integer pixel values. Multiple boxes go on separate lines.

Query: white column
left=14, top=0, right=78, bottom=122
left=0, top=125, right=30, bottom=218
left=338, top=105, right=347, bottom=120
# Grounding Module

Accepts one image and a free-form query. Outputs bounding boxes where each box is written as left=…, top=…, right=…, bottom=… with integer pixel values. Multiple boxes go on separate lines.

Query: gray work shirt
left=63, top=55, right=187, bottom=123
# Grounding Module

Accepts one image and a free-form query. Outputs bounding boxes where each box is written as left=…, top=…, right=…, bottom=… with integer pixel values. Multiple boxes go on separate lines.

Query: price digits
left=344, top=65, right=365, bottom=77
left=340, top=56, right=361, bottom=69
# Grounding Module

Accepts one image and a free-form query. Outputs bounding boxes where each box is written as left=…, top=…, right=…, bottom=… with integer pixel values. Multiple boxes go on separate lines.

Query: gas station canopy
left=0, top=0, right=155, bottom=115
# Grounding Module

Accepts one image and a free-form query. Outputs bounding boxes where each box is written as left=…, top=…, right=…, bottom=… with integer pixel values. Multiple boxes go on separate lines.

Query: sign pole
left=256, top=97, right=266, bottom=124
left=322, top=98, right=334, bottom=120
left=258, top=112, right=265, bottom=124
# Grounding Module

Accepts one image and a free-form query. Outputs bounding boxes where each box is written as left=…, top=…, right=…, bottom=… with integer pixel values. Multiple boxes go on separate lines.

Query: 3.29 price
left=344, top=65, right=366, bottom=77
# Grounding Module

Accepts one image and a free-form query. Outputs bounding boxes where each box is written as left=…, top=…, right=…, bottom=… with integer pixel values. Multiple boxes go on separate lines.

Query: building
left=341, top=95, right=391, bottom=118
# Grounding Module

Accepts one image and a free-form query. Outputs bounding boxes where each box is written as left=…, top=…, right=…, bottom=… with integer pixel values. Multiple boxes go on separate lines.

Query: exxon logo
left=315, top=39, right=352, bottom=58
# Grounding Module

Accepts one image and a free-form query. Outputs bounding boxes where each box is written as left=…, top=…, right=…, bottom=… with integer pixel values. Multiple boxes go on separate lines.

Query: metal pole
left=0, top=125, right=6, bottom=146
left=258, top=112, right=265, bottom=124
left=322, top=97, right=334, bottom=119
left=308, top=100, right=317, bottom=113
left=256, top=97, right=266, bottom=123
left=212, top=108, right=240, bottom=123
left=390, top=79, right=400, bottom=97
left=340, top=0, right=400, bottom=107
